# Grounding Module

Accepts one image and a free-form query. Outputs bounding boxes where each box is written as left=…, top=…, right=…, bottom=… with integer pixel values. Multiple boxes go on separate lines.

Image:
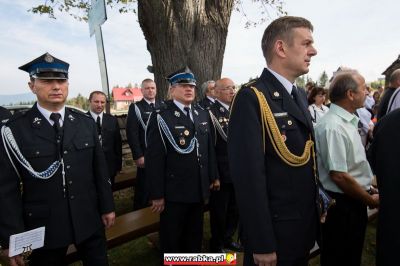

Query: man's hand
left=135, top=156, right=145, bottom=168
left=210, top=179, right=220, bottom=191
left=368, top=194, right=379, bottom=209
left=102, top=212, right=116, bottom=229
left=1, top=249, right=25, bottom=266
left=151, top=198, right=165, bottom=213
left=253, top=252, right=277, bottom=266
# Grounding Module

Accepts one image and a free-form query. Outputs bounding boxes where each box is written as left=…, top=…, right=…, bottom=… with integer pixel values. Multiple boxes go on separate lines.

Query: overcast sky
left=1, top=0, right=399, bottom=97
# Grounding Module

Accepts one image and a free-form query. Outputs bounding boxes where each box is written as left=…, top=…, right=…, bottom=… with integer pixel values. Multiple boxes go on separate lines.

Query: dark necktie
left=50, top=112, right=63, bottom=156
left=184, top=106, right=193, bottom=122
left=184, top=106, right=191, bottom=117
left=291, top=86, right=301, bottom=108
left=96, top=116, right=102, bottom=135
left=50, top=113, right=62, bottom=135
left=149, top=103, right=155, bottom=110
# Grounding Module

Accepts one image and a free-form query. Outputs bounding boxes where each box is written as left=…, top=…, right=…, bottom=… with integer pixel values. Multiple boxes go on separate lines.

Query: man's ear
left=346, top=89, right=354, bottom=101
left=28, top=81, right=36, bottom=94
left=275, top=40, right=286, bottom=59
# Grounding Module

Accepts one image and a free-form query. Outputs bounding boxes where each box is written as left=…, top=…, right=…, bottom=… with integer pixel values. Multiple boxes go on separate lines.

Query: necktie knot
left=149, top=103, right=155, bottom=110
left=50, top=113, right=62, bottom=133
left=184, top=106, right=191, bottom=117
left=291, top=86, right=301, bottom=108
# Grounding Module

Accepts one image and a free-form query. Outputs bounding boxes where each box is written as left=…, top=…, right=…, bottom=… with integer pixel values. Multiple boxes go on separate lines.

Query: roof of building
left=382, top=54, right=400, bottom=75
left=112, top=87, right=142, bottom=101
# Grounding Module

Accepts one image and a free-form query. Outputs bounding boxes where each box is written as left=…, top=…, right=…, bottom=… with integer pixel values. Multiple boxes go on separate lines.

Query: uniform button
left=64, top=151, right=68, bottom=155
left=28, top=213, right=32, bottom=217
left=199, top=164, right=203, bottom=168
left=35, top=151, right=40, bottom=155
left=68, top=180, right=73, bottom=185
left=66, top=165, right=71, bottom=169
left=85, top=143, right=89, bottom=146
left=70, top=195, right=75, bottom=200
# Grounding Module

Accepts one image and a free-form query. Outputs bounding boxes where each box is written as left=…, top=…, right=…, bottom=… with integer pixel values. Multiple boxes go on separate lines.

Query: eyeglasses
left=221, top=86, right=236, bottom=92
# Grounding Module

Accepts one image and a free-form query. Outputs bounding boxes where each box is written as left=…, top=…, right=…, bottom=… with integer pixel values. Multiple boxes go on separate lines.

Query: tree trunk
left=138, top=0, right=234, bottom=100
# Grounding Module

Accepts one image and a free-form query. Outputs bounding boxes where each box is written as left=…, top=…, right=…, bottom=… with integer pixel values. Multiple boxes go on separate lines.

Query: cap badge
left=44, top=54, right=54, bottom=63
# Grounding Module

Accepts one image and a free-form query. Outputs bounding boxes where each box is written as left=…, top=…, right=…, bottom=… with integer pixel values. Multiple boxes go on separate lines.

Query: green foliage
left=370, top=79, right=385, bottom=89
left=318, top=70, right=329, bottom=87
left=30, top=0, right=284, bottom=26
left=29, top=0, right=137, bottom=21
left=296, top=75, right=306, bottom=88
left=67, top=93, right=89, bottom=110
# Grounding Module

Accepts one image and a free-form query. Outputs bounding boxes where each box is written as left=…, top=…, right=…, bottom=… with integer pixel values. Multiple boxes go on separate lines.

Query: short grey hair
left=389, top=69, right=400, bottom=85
left=201, top=80, right=215, bottom=97
left=329, top=70, right=361, bottom=103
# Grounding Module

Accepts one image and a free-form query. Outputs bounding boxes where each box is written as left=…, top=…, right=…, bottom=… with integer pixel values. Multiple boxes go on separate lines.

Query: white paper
left=9, top=227, right=45, bottom=257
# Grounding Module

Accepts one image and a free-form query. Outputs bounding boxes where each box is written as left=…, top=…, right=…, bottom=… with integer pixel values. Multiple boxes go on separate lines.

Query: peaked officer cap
left=19, top=52, right=69, bottom=80
left=166, top=66, right=196, bottom=86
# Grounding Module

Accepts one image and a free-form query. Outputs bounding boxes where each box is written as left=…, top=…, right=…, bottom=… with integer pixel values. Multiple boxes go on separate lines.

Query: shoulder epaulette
left=68, top=107, right=90, bottom=117
left=242, top=79, right=257, bottom=88
left=4, top=111, right=26, bottom=125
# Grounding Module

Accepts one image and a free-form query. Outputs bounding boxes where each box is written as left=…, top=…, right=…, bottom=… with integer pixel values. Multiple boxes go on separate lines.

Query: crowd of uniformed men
left=0, top=15, right=398, bottom=266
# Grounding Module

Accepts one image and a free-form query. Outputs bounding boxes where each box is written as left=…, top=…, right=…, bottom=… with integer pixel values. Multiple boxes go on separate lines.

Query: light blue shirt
left=315, top=104, right=373, bottom=193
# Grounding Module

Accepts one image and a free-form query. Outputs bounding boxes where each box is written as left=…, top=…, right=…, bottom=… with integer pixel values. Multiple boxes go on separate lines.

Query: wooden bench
left=309, top=208, right=378, bottom=259
left=65, top=207, right=159, bottom=264
left=112, top=169, right=136, bottom=191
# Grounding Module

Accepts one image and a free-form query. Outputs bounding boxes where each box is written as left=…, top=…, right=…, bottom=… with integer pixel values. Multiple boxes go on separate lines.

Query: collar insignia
left=33, top=117, right=42, bottom=125
left=194, top=110, right=199, bottom=116
left=174, top=111, right=180, bottom=117
left=68, top=114, right=75, bottom=121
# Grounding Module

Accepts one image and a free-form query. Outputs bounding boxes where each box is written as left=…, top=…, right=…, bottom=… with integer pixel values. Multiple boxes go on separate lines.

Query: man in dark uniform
left=88, top=90, right=122, bottom=185
left=146, top=67, right=219, bottom=254
left=198, top=80, right=216, bottom=109
left=0, top=106, right=12, bottom=122
left=0, top=53, right=115, bottom=266
left=126, top=78, right=163, bottom=210
left=368, top=109, right=400, bottom=266
left=377, top=69, right=400, bottom=120
left=228, top=16, right=319, bottom=266
left=208, top=77, right=242, bottom=253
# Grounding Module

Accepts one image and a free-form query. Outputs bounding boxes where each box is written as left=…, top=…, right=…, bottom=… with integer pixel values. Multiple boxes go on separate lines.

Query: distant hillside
left=0, top=93, right=36, bottom=106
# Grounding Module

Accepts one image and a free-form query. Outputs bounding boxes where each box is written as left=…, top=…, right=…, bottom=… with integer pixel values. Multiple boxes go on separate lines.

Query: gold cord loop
left=250, top=86, right=313, bottom=167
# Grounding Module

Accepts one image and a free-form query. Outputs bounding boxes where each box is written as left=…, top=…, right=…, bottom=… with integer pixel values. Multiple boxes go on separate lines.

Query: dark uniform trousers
left=209, top=101, right=239, bottom=251
left=0, top=105, right=114, bottom=266
left=29, top=227, right=108, bottom=266
left=228, top=69, right=318, bottom=266
left=145, top=101, right=217, bottom=258
left=126, top=99, right=162, bottom=210
left=321, top=191, right=368, bottom=266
